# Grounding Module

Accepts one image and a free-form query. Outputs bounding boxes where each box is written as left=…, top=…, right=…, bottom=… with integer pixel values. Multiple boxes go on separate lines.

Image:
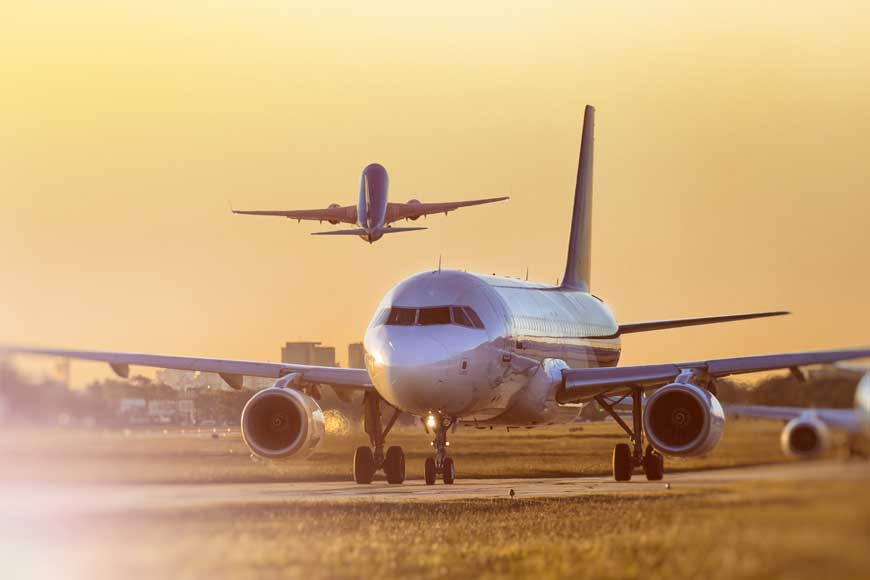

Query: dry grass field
left=4, top=479, right=868, bottom=580
left=0, top=418, right=833, bottom=484
left=1, top=420, right=867, bottom=580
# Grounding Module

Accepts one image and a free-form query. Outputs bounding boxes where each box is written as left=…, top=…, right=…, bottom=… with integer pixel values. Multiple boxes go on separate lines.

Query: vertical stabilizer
left=561, top=105, right=595, bottom=292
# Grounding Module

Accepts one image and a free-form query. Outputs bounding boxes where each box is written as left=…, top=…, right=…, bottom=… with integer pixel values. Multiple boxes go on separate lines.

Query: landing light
left=426, top=414, right=437, bottom=429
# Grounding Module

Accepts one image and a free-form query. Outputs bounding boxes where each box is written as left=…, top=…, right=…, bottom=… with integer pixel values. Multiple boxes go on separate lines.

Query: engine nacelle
left=240, top=387, right=326, bottom=460
left=406, top=199, right=422, bottom=220
left=643, top=383, right=725, bottom=457
left=781, top=415, right=831, bottom=458
left=327, top=203, right=342, bottom=225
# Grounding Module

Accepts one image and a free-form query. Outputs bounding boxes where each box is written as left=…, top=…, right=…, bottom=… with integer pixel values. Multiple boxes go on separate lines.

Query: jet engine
left=405, top=199, right=422, bottom=220
left=240, top=387, right=326, bottom=460
left=327, top=203, right=341, bottom=225
left=643, top=383, right=725, bottom=456
left=780, top=415, right=831, bottom=458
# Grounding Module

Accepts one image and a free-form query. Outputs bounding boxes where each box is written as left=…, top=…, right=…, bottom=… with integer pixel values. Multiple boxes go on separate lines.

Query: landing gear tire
left=384, top=446, right=406, bottom=484
left=442, top=457, right=455, bottom=485
left=643, top=446, right=664, bottom=481
left=424, top=457, right=437, bottom=485
left=612, top=443, right=633, bottom=482
left=354, top=446, right=374, bottom=484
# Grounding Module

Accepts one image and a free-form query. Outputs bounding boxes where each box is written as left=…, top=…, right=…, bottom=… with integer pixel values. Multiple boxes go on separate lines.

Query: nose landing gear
left=354, top=392, right=405, bottom=484
left=424, top=415, right=456, bottom=485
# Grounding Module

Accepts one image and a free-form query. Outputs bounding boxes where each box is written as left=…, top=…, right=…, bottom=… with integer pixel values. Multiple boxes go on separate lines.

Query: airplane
left=5, top=105, right=870, bottom=485
left=726, top=372, right=870, bottom=458
left=232, top=162, right=509, bottom=243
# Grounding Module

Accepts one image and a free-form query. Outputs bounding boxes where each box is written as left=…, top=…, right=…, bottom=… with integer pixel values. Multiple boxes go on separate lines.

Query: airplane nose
left=370, top=331, right=470, bottom=415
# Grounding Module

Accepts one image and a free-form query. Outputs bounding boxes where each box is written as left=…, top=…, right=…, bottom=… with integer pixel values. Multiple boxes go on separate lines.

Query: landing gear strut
left=424, top=414, right=456, bottom=485
left=596, top=388, right=664, bottom=482
left=354, top=392, right=404, bottom=484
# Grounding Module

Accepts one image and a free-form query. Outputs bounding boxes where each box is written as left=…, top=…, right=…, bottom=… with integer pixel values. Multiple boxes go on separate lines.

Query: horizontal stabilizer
left=311, top=227, right=427, bottom=236
left=618, top=311, right=789, bottom=335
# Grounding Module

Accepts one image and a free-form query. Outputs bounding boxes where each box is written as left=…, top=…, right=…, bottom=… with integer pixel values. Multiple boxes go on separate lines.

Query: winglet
left=561, top=105, right=594, bottom=292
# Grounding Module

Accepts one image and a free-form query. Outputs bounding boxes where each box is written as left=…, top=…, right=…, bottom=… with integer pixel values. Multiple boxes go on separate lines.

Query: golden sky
left=1, top=2, right=869, bottom=384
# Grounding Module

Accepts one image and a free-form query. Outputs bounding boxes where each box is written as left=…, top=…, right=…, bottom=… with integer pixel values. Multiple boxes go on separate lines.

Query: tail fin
left=560, top=105, right=595, bottom=292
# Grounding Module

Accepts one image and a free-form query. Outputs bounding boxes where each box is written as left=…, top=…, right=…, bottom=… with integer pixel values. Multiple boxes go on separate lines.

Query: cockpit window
left=386, top=307, right=417, bottom=326
left=381, top=306, right=484, bottom=329
left=451, top=306, right=473, bottom=328
left=463, top=307, right=485, bottom=329
left=373, top=309, right=390, bottom=326
left=419, top=307, right=451, bottom=325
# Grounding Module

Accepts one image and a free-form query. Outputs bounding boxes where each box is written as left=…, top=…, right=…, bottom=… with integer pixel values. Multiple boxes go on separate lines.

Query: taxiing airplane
left=6, top=106, right=870, bottom=484
left=727, top=372, right=870, bottom=458
left=232, top=163, right=508, bottom=243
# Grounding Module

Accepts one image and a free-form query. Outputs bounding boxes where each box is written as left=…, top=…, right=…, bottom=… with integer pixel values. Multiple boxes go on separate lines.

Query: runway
left=2, top=460, right=868, bottom=519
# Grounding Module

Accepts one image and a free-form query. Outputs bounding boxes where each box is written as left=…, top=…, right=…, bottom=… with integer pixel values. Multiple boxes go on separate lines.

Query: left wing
left=384, top=196, right=508, bottom=224
left=726, top=404, right=860, bottom=431
left=558, top=347, right=870, bottom=403
left=0, top=345, right=373, bottom=391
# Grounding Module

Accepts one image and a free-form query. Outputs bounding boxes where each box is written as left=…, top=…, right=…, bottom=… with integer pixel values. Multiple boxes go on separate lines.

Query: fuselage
left=356, top=163, right=389, bottom=242
left=364, top=270, right=621, bottom=424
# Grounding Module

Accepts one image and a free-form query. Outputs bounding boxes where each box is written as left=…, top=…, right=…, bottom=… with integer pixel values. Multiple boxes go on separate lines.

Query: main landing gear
left=354, top=392, right=405, bottom=484
left=596, top=388, right=664, bottom=482
left=424, top=415, right=456, bottom=485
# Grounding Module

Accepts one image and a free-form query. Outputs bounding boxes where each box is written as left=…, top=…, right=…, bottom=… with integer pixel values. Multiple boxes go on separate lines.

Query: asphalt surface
left=2, top=460, right=868, bottom=518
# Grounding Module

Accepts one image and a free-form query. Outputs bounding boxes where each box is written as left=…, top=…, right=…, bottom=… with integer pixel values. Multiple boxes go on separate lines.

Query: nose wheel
left=424, top=415, right=456, bottom=485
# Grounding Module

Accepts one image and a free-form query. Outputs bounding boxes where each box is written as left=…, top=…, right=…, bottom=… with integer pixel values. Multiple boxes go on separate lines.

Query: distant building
left=281, top=342, right=337, bottom=367
left=348, top=343, right=366, bottom=369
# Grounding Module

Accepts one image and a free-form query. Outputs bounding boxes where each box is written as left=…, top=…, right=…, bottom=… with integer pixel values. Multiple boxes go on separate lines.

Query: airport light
left=426, top=414, right=437, bottom=429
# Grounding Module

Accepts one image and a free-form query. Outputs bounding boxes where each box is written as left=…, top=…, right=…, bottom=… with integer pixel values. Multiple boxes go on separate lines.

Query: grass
left=0, top=419, right=838, bottom=484
left=5, top=480, right=868, bottom=580
left=0, top=421, right=867, bottom=579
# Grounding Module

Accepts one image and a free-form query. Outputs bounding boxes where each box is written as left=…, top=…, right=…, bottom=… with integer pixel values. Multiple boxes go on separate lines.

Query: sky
left=1, top=2, right=869, bottom=385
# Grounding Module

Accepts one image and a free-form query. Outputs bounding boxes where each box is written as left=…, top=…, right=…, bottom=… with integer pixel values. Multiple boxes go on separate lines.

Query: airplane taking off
left=232, top=163, right=509, bottom=243
left=6, top=106, right=870, bottom=485
left=727, top=372, right=870, bottom=458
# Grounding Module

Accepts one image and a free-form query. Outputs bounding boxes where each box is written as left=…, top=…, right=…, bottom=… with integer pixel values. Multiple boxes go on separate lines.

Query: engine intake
left=327, top=203, right=341, bottom=225
left=643, top=383, right=725, bottom=456
left=406, top=199, right=422, bottom=220
left=781, top=415, right=830, bottom=458
left=241, top=387, right=325, bottom=459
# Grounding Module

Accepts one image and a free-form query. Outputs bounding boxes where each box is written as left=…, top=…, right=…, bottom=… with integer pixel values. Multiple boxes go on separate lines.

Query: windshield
left=382, top=306, right=484, bottom=329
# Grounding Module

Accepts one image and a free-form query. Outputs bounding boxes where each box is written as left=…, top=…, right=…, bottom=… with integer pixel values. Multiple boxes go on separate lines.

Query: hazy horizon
left=2, top=2, right=869, bottom=385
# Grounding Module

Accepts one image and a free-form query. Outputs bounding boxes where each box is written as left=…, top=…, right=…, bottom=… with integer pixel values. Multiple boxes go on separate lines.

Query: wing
left=233, top=205, right=357, bottom=225
left=618, top=311, right=789, bottom=334
left=0, top=345, right=373, bottom=391
left=558, top=347, right=870, bottom=403
left=384, top=196, right=508, bottom=224
left=726, top=405, right=861, bottom=431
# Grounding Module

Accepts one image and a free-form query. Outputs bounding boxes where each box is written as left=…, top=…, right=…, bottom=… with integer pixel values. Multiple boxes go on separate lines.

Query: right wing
left=726, top=405, right=860, bottom=431
left=0, top=345, right=373, bottom=391
left=233, top=205, right=357, bottom=225
left=558, top=347, right=870, bottom=403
